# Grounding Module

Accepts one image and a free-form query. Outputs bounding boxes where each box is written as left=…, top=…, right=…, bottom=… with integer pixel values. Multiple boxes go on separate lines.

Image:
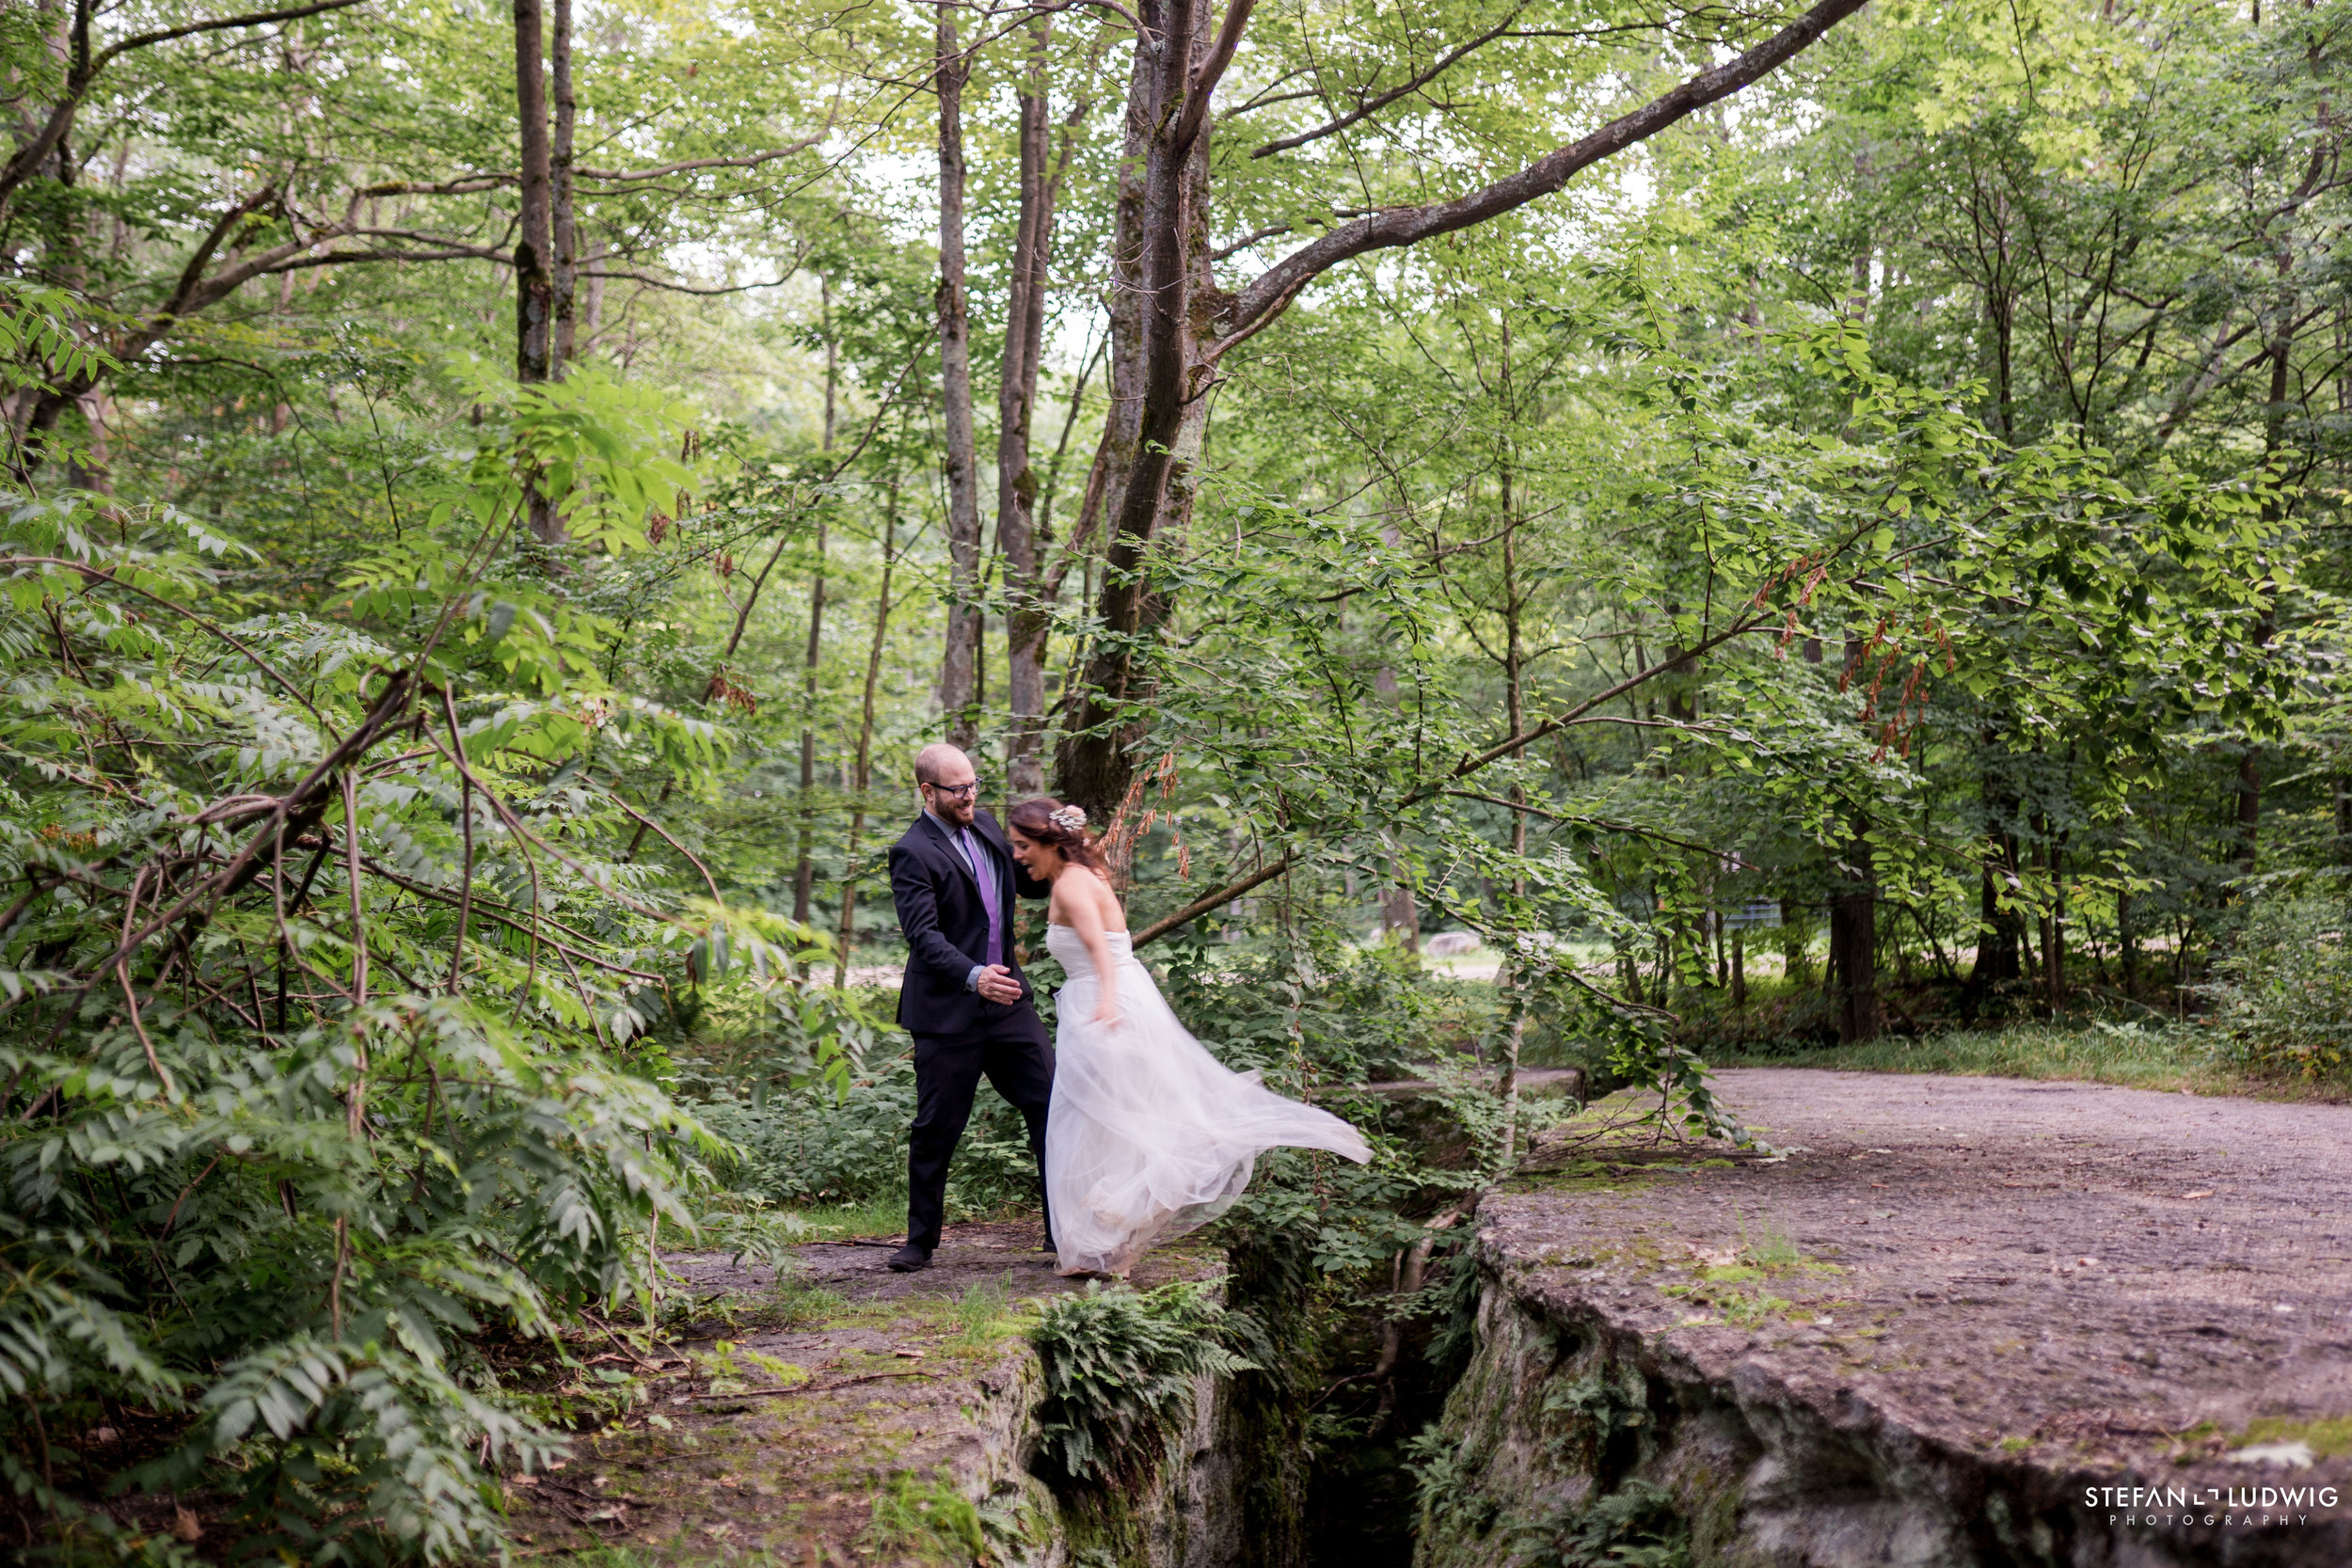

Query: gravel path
left=1479, top=1068, right=2352, bottom=1563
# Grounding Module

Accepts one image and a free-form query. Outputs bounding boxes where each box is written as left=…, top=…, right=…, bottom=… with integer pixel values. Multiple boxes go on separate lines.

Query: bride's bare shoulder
left=1077, top=864, right=1124, bottom=926
left=1062, top=863, right=1126, bottom=927
left=1058, top=863, right=1108, bottom=898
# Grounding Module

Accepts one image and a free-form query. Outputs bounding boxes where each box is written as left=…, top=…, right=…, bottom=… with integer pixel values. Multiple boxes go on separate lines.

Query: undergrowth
left=1028, top=1279, right=1254, bottom=1490
left=1703, top=1020, right=2253, bottom=1095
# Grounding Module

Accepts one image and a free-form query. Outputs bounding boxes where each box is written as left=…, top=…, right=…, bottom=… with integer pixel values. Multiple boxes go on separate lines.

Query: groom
left=883, top=742, right=1056, bottom=1273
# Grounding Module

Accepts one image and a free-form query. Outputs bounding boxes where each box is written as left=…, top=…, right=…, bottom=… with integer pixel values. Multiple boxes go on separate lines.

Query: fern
left=0, top=414, right=862, bottom=1561
left=1029, top=1279, right=1254, bottom=1489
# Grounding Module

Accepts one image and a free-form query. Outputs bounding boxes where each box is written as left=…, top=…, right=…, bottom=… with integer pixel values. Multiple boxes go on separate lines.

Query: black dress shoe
left=885, top=1243, right=932, bottom=1273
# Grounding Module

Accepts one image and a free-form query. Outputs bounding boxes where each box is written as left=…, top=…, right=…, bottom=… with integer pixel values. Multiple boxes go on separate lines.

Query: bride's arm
left=1061, top=870, right=1121, bottom=1027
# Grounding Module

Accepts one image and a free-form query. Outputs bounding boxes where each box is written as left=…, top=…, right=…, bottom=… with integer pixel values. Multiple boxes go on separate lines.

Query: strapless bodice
left=1045, top=923, right=1131, bottom=982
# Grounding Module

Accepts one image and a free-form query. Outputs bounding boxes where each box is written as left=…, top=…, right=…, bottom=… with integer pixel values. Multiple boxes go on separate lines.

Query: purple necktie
left=961, top=827, right=1003, bottom=968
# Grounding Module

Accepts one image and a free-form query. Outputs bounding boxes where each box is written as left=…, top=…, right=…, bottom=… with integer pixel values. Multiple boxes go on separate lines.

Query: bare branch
left=1210, top=224, right=1292, bottom=261
left=1133, top=850, right=1295, bottom=948
left=1249, top=5, right=1526, bottom=160
left=1217, top=0, right=1870, bottom=351
left=0, top=0, right=374, bottom=213
left=576, top=139, right=826, bottom=183
left=1172, top=0, right=1258, bottom=153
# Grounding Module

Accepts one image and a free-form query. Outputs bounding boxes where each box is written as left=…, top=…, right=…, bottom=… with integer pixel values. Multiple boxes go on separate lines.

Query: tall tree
left=513, top=0, right=556, bottom=546
left=1053, top=0, right=1873, bottom=820
left=934, top=5, right=982, bottom=751
left=549, top=0, right=578, bottom=373
left=794, top=283, right=837, bottom=923
left=513, top=0, right=553, bottom=386
left=999, top=17, right=1064, bottom=796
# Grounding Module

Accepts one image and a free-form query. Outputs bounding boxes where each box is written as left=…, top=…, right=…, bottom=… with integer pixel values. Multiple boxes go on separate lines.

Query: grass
left=2236, top=1415, right=2352, bottom=1459
left=862, top=1471, right=988, bottom=1563
left=767, top=1273, right=851, bottom=1328
left=1703, top=1021, right=2266, bottom=1097
left=784, top=1193, right=909, bottom=1241
left=944, top=1281, right=1018, bottom=1357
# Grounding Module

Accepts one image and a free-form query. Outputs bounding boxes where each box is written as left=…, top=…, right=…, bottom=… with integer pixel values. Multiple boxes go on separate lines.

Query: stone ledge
left=1420, top=1069, right=2352, bottom=1567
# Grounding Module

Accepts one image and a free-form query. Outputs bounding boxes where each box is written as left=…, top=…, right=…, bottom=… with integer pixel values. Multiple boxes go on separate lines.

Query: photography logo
left=2088, top=1484, right=2342, bottom=1530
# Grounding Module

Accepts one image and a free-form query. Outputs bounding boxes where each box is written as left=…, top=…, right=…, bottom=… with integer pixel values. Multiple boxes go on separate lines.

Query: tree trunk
left=793, top=287, right=838, bottom=925
left=1829, top=818, right=1878, bottom=1043
left=1499, top=446, right=1528, bottom=1156
left=933, top=6, right=982, bottom=752
left=1987, top=279, right=2015, bottom=442
left=1380, top=879, right=1420, bottom=954
left=2235, top=221, right=2300, bottom=875
left=513, top=0, right=558, bottom=544
left=1052, top=0, right=1216, bottom=824
left=1033, top=0, right=1865, bottom=838
left=1970, top=745, right=2022, bottom=990
left=549, top=0, right=577, bottom=373
left=513, top=0, right=553, bottom=384
left=2041, top=834, right=2065, bottom=1012
left=1730, top=927, right=1745, bottom=1009
left=2117, top=885, right=2137, bottom=994
left=836, top=496, right=899, bottom=988
left=999, top=18, right=1057, bottom=795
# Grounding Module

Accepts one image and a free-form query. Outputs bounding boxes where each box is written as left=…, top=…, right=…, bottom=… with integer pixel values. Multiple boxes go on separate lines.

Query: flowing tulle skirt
left=1043, top=926, right=1372, bottom=1275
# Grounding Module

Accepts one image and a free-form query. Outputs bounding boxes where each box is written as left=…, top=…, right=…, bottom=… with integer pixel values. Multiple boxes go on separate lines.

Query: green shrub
left=0, top=393, right=847, bottom=1562
left=692, top=1052, right=1041, bottom=1212
left=1029, top=1280, right=1252, bottom=1490
left=2213, top=896, right=2352, bottom=1085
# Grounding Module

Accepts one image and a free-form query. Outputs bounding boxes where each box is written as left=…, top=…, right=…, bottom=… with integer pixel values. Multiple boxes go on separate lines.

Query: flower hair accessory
left=1048, top=804, right=1089, bottom=833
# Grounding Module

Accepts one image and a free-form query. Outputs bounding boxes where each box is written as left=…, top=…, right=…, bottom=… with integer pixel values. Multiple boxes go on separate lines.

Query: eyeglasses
left=926, top=781, right=979, bottom=799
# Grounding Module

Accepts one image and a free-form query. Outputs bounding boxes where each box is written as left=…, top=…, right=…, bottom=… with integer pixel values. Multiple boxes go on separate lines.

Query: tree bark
left=1829, top=817, right=1878, bottom=1043
left=514, top=0, right=558, bottom=545
left=1832, top=635, right=1879, bottom=1040
left=1969, top=738, right=2023, bottom=991
left=1000, top=17, right=1057, bottom=796
left=514, top=0, right=553, bottom=384
left=934, top=6, right=982, bottom=752
left=2233, top=332, right=2291, bottom=876
left=793, top=284, right=838, bottom=925
left=2042, top=837, right=2065, bottom=1012
left=1053, top=0, right=1219, bottom=822
left=549, top=0, right=577, bottom=373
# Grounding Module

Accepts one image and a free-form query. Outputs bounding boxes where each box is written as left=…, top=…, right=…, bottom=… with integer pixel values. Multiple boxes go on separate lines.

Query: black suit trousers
left=906, top=1002, right=1055, bottom=1252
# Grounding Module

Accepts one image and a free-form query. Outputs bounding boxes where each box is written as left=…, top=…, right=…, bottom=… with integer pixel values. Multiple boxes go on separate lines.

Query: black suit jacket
left=889, top=808, right=1052, bottom=1036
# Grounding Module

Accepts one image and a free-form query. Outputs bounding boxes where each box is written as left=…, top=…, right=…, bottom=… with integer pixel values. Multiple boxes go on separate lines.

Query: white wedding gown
left=1043, top=925, right=1373, bottom=1276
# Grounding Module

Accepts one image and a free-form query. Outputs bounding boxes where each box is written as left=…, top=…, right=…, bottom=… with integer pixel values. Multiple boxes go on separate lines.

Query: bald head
left=914, top=743, right=972, bottom=787
left=914, top=743, right=979, bottom=827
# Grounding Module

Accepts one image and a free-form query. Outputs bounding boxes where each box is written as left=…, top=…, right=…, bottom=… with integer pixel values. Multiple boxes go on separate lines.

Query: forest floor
left=501, top=1223, right=1220, bottom=1564
left=1492, top=1068, right=2352, bottom=1559
left=501, top=1068, right=2352, bottom=1564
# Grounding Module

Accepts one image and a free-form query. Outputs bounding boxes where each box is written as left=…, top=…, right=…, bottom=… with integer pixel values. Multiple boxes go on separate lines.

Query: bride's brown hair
left=1008, top=797, right=1108, bottom=876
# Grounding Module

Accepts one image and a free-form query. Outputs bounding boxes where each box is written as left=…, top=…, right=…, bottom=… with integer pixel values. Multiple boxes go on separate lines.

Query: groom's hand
left=975, top=964, right=1023, bottom=1004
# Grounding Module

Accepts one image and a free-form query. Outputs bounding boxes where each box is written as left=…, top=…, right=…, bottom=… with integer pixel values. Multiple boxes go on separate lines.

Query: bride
left=1005, top=798, right=1374, bottom=1279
